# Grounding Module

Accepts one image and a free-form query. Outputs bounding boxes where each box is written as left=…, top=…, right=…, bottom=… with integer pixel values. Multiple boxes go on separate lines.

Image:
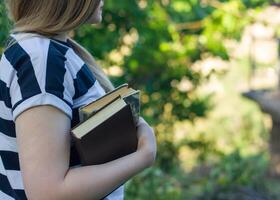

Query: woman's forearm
left=57, top=150, right=152, bottom=200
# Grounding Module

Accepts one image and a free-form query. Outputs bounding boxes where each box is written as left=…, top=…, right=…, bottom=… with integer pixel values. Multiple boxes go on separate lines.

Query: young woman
left=0, top=0, right=157, bottom=199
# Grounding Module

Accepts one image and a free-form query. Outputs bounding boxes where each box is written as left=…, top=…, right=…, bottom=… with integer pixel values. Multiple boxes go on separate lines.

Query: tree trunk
left=269, top=120, right=280, bottom=178
left=242, top=37, right=280, bottom=177
left=242, top=90, right=280, bottom=178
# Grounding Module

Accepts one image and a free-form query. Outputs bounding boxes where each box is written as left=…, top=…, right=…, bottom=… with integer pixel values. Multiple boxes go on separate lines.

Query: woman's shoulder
left=6, top=32, right=73, bottom=58
left=1, top=33, right=82, bottom=89
left=3, top=32, right=84, bottom=72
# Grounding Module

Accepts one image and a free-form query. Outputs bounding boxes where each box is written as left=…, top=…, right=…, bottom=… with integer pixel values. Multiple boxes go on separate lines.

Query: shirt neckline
left=10, top=32, right=73, bottom=48
left=50, top=37, right=72, bottom=48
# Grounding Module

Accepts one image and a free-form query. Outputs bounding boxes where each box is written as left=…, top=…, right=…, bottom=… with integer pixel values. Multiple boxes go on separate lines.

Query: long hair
left=4, top=0, right=115, bottom=93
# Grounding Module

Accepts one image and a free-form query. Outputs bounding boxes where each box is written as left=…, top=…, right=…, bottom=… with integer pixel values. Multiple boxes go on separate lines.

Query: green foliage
left=0, top=2, right=11, bottom=52
left=194, top=151, right=270, bottom=200
left=75, top=0, right=266, bottom=200
left=208, top=151, right=267, bottom=189
left=126, top=167, right=183, bottom=200
left=74, top=0, right=268, bottom=129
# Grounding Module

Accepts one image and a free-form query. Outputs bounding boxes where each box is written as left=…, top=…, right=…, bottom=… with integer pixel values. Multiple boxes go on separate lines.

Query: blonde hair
left=4, top=0, right=115, bottom=93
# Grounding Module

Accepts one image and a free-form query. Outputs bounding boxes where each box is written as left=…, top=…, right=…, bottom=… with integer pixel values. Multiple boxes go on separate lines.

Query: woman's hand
left=136, top=116, right=157, bottom=167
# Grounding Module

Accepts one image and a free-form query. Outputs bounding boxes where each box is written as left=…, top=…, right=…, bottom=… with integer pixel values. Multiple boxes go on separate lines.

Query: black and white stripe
left=4, top=42, right=42, bottom=111
left=0, top=32, right=124, bottom=200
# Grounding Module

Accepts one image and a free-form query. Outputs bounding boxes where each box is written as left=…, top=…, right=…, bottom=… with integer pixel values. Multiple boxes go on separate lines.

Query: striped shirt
left=0, top=32, right=124, bottom=200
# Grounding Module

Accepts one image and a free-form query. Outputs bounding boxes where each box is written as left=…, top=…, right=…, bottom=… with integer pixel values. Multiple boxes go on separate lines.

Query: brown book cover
left=71, top=104, right=138, bottom=166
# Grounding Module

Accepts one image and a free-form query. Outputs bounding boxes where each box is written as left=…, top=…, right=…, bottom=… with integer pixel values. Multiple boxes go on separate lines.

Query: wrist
left=136, top=148, right=156, bottom=169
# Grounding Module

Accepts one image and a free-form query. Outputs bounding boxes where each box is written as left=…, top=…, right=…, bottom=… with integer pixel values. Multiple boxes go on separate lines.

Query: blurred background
left=1, top=0, right=280, bottom=199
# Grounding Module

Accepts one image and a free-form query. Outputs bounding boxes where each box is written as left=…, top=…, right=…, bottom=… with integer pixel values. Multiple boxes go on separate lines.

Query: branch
left=175, top=21, right=203, bottom=31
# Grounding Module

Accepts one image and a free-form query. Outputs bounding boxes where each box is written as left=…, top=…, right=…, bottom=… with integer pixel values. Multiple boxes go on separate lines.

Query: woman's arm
left=15, top=105, right=156, bottom=200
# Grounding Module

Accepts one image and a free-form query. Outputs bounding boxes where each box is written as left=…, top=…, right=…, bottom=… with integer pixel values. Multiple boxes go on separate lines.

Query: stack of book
left=70, top=83, right=140, bottom=166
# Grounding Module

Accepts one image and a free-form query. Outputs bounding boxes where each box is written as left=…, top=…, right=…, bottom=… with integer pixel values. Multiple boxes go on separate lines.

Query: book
left=78, top=83, right=140, bottom=125
left=71, top=95, right=139, bottom=166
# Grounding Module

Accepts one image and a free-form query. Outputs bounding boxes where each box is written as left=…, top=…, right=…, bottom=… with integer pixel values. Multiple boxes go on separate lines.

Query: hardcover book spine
left=70, top=132, right=87, bottom=166
left=123, top=91, right=140, bottom=125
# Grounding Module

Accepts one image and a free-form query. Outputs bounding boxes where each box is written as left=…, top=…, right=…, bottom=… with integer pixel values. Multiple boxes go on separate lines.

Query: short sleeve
left=5, top=39, right=74, bottom=121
